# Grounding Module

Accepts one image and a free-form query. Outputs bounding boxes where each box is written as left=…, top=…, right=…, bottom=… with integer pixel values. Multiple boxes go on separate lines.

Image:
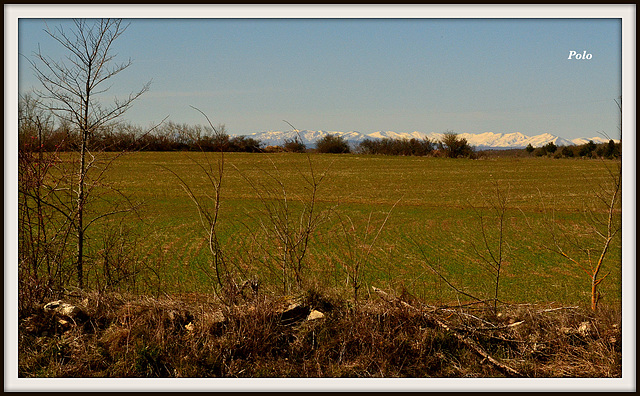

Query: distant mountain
left=250, top=130, right=369, bottom=147
left=247, top=130, right=616, bottom=150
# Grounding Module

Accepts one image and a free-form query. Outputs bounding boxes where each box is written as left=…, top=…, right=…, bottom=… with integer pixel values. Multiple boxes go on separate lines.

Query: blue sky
left=18, top=14, right=622, bottom=140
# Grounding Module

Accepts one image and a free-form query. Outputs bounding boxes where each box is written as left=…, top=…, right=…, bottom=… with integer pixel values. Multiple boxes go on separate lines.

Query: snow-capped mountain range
left=247, top=130, right=616, bottom=150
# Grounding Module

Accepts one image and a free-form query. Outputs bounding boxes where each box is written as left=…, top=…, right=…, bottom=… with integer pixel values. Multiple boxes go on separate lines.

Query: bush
left=283, top=136, right=307, bottom=153
left=438, top=131, right=475, bottom=158
left=578, top=140, right=597, bottom=157
left=229, top=136, right=263, bottom=153
left=525, top=143, right=535, bottom=154
left=356, top=137, right=433, bottom=156
left=603, top=140, right=621, bottom=159
left=543, top=142, right=557, bottom=154
left=561, top=146, right=575, bottom=158
left=198, top=134, right=230, bottom=152
left=316, top=134, right=351, bottom=154
left=533, top=147, right=547, bottom=157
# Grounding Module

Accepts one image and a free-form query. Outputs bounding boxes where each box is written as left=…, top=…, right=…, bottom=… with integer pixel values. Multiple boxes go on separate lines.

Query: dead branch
left=372, top=286, right=521, bottom=376
left=537, top=306, right=580, bottom=314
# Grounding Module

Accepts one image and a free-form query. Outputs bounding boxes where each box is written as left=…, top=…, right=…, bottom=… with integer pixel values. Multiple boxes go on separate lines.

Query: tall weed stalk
left=162, top=107, right=236, bottom=303
left=235, top=121, right=334, bottom=295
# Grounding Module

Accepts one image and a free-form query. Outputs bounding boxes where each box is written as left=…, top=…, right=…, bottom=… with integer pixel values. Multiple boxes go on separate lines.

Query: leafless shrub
left=468, top=182, right=512, bottom=313
left=411, top=181, right=513, bottom=314
left=534, top=160, right=621, bottom=312
left=18, top=95, right=75, bottom=313
left=88, top=219, right=156, bottom=294
left=333, top=200, right=400, bottom=304
left=529, top=98, right=623, bottom=312
left=234, top=122, right=335, bottom=295
left=161, top=107, right=237, bottom=304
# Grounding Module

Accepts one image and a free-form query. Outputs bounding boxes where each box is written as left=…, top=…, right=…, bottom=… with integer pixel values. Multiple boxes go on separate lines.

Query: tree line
left=17, top=111, right=474, bottom=158
left=18, top=107, right=263, bottom=154
left=525, top=140, right=621, bottom=159
left=20, top=106, right=620, bottom=160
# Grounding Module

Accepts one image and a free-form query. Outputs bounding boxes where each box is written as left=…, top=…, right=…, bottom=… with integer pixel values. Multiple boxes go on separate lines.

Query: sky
left=15, top=7, right=624, bottom=140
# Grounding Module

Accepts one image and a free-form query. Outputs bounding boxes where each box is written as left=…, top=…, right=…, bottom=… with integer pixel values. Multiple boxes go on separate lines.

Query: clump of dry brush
left=18, top=288, right=621, bottom=378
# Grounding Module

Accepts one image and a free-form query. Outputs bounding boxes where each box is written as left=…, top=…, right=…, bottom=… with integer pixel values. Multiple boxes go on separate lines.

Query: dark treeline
left=356, top=132, right=475, bottom=158
left=19, top=112, right=621, bottom=160
left=524, top=140, right=621, bottom=159
left=356, top=137, right=434, bottom=156
left=18, top=120, right=263, bottom=153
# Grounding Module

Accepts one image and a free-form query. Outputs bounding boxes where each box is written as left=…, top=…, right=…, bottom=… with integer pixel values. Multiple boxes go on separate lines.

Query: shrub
left=525, top=143, right=535, bottom=154
left=283, top=136, right=307, bottom=153
left=578, top=140, right=597, bottom=157
left=316, top=134, right=351, bottom=154
left=561, top=146, right=575, bottom=158
left=229, top=136, right=263, bottom=153
left=603, top=140, right=621, bottom=159
left=356, top=137, right=433, bottom=156
left=407, top=138, right=434, bottom=156
left=356, top=138, right=378, bottom=155
left=533, top=147, right=547, bottom=157
left=438, top=131, right=475, bottom=158
left=543, top=142, right=557, bottom=154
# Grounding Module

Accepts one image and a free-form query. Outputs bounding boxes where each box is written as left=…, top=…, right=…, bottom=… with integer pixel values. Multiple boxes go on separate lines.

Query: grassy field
left=82, top=151, right=622, bottom=308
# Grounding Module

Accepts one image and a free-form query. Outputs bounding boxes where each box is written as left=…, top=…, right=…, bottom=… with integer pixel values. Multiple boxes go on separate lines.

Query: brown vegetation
left=18, top=289, right=621, bottom=378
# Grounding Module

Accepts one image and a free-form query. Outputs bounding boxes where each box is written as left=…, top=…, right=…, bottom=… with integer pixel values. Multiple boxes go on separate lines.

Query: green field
left=80, top=151, right=621, bottom=307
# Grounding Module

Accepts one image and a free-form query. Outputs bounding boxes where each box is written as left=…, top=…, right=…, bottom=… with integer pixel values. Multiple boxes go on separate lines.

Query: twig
left=372, top=285, right=522, bottom=376
left=537, top=306, right=580, bottom=314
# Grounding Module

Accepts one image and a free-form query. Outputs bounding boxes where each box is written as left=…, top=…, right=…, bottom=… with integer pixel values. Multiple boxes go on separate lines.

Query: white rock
left=307, top=310, right=325, bottom=321
left=578, top=321, right=591, bottom=336
left=44, top=300, right=83, bottom=317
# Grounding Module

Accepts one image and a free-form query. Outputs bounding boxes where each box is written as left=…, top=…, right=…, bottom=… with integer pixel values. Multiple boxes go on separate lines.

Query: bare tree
left=28, top=19, right=150, bottom=289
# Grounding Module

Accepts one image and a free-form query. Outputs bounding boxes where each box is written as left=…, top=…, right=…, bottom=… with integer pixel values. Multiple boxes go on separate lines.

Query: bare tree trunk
left=76, top=58, right=91, bottom=290
left=591, top=277, right=599, bottom=312
left=76, top=131, right=87, bottom=289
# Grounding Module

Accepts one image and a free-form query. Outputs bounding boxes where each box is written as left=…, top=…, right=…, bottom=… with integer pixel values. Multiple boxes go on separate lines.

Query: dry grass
left=18, top=289, right=621, bottom=378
